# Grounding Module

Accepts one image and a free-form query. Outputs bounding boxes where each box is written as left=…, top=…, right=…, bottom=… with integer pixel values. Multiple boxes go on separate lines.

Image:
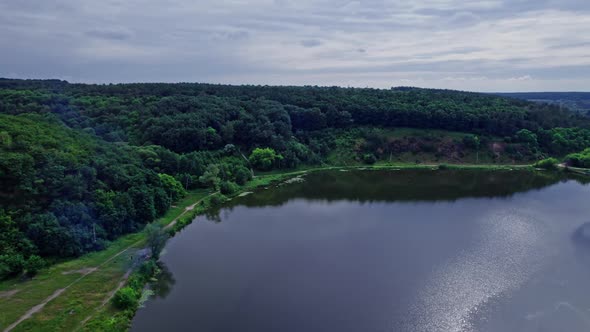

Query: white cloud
left=508, top=75, right=533, bottom=81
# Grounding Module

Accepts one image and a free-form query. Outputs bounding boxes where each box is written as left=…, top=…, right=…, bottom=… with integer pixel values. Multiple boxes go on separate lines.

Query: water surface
left=132, top=170, right=590, bottom=332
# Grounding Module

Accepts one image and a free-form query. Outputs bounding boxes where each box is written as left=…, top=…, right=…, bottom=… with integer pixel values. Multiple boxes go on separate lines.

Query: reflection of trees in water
left=200, top=170, right=589, bottom=224
left=152, top=263, right=176, bottom=299
left=204, top=209, right=222, bottom=223
left=570, top=222, right=590, bottom=275
left=202, top=201, right=235, bottom=223
left=572, top=223, right=590, bottom=265
left=572, top=223, right=590, bottom=248
left=221, top=170, right=586, bottom=211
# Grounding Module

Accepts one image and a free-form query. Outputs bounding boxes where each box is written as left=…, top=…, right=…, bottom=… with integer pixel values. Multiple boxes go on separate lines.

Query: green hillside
left=0, top=113, right=186, bottom=278
left=1, top=79, right=590, bottom=276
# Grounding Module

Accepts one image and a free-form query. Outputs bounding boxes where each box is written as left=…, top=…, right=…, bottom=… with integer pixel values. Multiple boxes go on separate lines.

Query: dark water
left=132, top=170, right=590, bottom=332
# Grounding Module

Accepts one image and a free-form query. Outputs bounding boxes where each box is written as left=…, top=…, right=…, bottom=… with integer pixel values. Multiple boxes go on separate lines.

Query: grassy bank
left=0, top=163, right=539, bottom=331
left=254, top=162, right=534, bottom=177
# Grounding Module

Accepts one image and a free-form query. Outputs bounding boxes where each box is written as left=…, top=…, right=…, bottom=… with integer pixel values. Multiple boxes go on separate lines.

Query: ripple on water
left=406, top=208, right=548, bottom=332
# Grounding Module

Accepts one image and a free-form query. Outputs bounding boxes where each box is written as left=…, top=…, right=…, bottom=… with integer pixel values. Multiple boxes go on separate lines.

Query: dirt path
left=3, top=288, right=66, bottom=332
left=0, top=290, right=18, bottom=299
left=2, top=246, right=134, bottom=332
left=75, top=269, right=133, bottom=331
left=164, top=191, right=217, bottom=231
left=3, top=192, right=215, bottom=332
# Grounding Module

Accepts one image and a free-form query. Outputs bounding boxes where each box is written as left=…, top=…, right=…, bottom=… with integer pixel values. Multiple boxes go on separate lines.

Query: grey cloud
left=447, top=11, right=482, bottom=26
left=209, top=30, right=250, bottom=41
left=415, top=47, right=488, bottom=59
left=85, top=29, right=132, bottom=41
left=546, top=41, right=590, bottom=50
left=301, top=39, right=323, bottom=48
left=225, top=30, right=249, bottom=40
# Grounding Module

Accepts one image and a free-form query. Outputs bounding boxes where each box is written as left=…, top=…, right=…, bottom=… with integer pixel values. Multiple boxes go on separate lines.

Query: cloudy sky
left=1, top=0, right=589, bottom=91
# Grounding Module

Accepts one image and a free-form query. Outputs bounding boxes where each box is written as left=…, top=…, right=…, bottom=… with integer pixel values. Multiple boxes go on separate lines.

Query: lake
left=132, top=169, right=590, bottom=332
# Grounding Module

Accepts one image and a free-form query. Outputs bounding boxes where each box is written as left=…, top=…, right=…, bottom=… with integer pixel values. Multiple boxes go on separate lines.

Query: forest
left=1, top=78, right=590, bottom=279
left=497, top=92, right=590, bottom=116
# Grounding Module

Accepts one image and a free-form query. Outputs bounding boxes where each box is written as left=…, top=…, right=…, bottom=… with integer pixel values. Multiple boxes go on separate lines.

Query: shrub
left=24, top=255, right=45, bottom=277
left=138, top=260, right=158, bottom=278
left=112, top=287, right=139, bottom=310
left=534, top=158, right=559, bottom=170
left=362, top=153, right=377, bottom=165
left=220, top=181, right=239, bottom=195
left=234, top=166, right=252, bottom=185
left=438, top=163, right=450, bottom=170
left=565, top=149, right=590, bottom=168
left=210, top=193, right=227, bottom=206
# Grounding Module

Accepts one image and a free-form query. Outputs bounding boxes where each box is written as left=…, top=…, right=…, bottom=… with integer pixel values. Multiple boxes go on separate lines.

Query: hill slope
left=0, top=113, right=185, bottom=277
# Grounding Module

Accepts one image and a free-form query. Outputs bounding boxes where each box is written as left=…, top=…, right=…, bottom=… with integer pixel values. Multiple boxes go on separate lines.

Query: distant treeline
left=1, top=79, right=590, bottom=278
left=496, top=92, right=590, bottom=116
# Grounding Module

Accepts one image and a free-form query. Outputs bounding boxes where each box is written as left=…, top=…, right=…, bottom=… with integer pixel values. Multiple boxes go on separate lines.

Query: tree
left=129, top=186, right=156, bottom=224
left=153, top=187, right=172, bottom=216
left=462, top=135, right=480, bottom=163
left=220, top=181, right=239, bottom=195
left=199, top=164, right=221, bottom=190
left=234, top=166, right=252, bottom=185
left=145, top=223, right=168, bottom=260
left=0, top=131, right=11, bottom=147
left=158, top=173, right=186, bottom=201
left=0, top=254, right=25, bottom=279
left=0, top=211, right=33, bottom=257
left=516, top=129, right=538, bottom=148
left=223, top=144, right=236, bottom=155
left=249, top=148, right=283, bottom=171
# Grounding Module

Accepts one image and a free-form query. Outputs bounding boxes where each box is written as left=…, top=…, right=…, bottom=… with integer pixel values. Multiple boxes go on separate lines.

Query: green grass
left=12, top=252, right=133, bottom=332
left=154, top=189, right=210, bottom=227
left=377, top=127, right=477, bottom=139
left=0, top=233, right=143, bottom=330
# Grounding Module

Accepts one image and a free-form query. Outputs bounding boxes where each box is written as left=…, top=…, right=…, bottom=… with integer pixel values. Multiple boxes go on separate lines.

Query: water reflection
left=572, top=222, right=590, bottom=249
left=217, top=169, right=586, bottom=211
left=132, top=169, right=590, bottom=332
left=150, top=263, right=176, bottom=300
left=571, top=222, right=590, bottom=269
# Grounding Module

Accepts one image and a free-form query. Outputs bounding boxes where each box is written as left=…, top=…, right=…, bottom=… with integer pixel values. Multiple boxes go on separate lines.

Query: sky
left=1, top=0, right=589, bottom=92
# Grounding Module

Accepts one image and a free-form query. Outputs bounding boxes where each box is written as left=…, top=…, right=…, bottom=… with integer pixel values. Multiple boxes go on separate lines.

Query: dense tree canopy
left=1, top=78, right=589, bottom=278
